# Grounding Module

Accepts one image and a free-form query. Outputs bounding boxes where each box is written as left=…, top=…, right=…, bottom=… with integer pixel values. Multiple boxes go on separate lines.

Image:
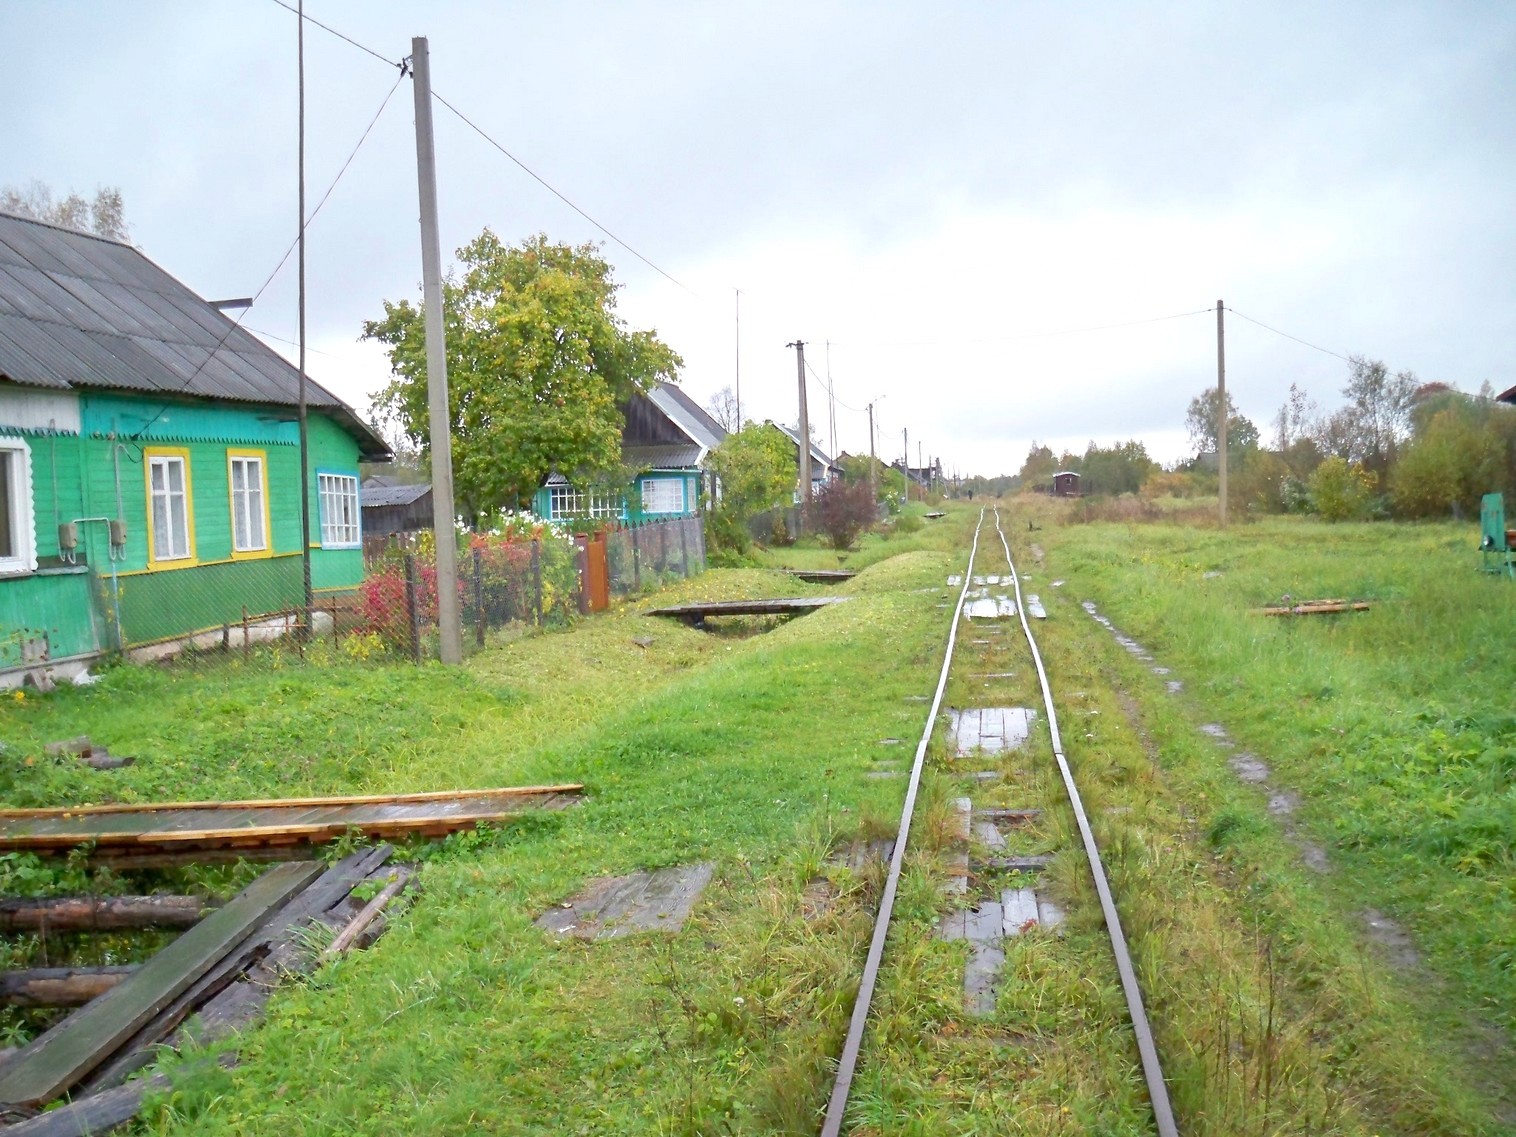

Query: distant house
left=1497, top=384, right=1516, bottom=406
left=896, top=457, right=943, bottom=494
left=532, top=381, right=727, bottom=523
left=0, top=211, right=389, bottom=685
left=1052, top=471, right=1082, bottom=497
left=773, top=424, right=842, bottom=501
left=360, top=477, right=432, bottom=540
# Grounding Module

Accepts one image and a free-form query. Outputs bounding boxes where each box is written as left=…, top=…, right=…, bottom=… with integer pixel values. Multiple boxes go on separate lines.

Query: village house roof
left=0, top=211, right=389, bottom=459
left=359, top=482, right=431, bottom=508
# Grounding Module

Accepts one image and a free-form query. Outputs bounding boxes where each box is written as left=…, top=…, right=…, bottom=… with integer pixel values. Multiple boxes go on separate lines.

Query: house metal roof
left=0, top=211, right=390, bottom=459
left=647, top=382, right=726, bottom=454
left=773, top=423, right=839, bottom=472
left=360, top=483, right=431, bottom=507
left=624, top=442, right=703, bottom=470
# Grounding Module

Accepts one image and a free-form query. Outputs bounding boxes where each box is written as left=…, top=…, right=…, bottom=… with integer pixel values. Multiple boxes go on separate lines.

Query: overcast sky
left=8, top=1, right=1514, bottom=475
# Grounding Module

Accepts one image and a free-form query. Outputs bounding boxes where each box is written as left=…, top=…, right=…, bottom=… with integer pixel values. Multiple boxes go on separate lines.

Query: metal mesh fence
left=6, top=515, right=708, bottom=686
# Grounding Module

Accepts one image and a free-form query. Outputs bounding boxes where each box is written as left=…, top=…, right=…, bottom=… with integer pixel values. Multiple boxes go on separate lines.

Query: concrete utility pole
left=733, top=288, right=741, bottom=429
left=1216, top=298, right=1227, bottom=529
left=411, top=36, right=463, bottom=665
left=903, top=428, right=909, bottom=502
left=867, top=401, right=878, bottom=508
left=296, top=1, right=313, bottom=626
left=788, top=340, right=811, bottom=505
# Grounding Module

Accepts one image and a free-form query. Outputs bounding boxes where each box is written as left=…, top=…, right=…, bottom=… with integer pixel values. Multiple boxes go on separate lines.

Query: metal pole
left=1217, top=298, right=1227, bottom=528
left=903, top=428, right=909, bottom=502
left=826, top=339, right=836, bottom=464
left=296, top=1, right=313, bottom=627
left=789, top=341, right=811, bottom=505
left=867, top=402, right=877, bottom=508
left=410, top=36, right=463, bottom=664
left=734, top=288, right=741, bottom=429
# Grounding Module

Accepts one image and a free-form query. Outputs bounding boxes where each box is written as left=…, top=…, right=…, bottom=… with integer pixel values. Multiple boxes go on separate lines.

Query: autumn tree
left=705, top=386, right=740, bottom=432
left=1, top=181, right=129, bottom=240
left=1186, top=386, right=1259, bottom=456
left=1017, top=443, right=1056, bottom=487
left=365, top=232, right=681, bottom=521
left=705, top=423, right=795, bottom=551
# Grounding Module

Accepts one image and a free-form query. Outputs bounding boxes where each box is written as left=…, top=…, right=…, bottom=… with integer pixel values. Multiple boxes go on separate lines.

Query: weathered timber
left=80, top=847, right=392, bottom=1095
left=324, top=868, right=412, bottom=957
left=0, top=786, right=581, bottom=860
left=1259, top=599, right=1371, bottom=616
left=783, top=569, right=856, bottom=583
left=646, top=596, right=848, bottom=624
left=0, top=861, right=322, bottom=1109
left=0, top=896, right=211, bottom=933
left=537, top=863, right=714, bottom=940
left=0, top=968, right=137, bottom=1008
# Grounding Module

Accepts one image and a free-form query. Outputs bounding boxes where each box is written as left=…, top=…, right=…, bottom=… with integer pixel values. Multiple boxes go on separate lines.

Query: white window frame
left=0, top=438, right=36, bottom=576
left=547, top=484, right=624, bottom=521
left=147, top=453, right=193, bottom=563
left=228, top=453, right=268, bottom=553
left=319, top=472, right=361, bottom=547
left=640, top=477, right=685, bottom=515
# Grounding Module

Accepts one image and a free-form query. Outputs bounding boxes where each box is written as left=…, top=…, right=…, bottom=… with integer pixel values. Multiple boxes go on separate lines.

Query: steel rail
left=993, top=508, right=1180, bottom=1137
left=819, top=508, right=987, bottom=1137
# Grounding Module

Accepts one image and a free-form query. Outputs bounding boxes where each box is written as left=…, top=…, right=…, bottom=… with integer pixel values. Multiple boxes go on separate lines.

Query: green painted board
left=0, top=860, right=322, bottom=1108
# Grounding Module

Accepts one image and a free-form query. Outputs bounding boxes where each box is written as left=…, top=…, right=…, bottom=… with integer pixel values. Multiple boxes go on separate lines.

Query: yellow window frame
left=144, top=446, right=198, bottom=570
left=226, top=448, right=274, bottom=559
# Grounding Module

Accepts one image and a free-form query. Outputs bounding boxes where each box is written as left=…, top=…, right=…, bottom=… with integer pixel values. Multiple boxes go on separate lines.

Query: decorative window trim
left=145, top=447, right=197, bottom=569
left=0, top=437, right=37, bottom=576
left=318, top=470, right=361, bottom=548
left=547, top=484, right=625, bottom=521
left=227, top=449, right=272, bottom=558
left=639, top=476, right=685, bottom=515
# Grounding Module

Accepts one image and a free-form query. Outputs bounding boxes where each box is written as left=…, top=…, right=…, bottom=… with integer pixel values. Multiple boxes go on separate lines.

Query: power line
left=430, top=92, right=694, bottom=296
left=132, top=69, right=404, bottom=437
left=804, top=358, right=869, bottom=415
left=268, top=0, right=402, bottom=68
left=833, top=307, right=1214, bottom=350
left=1226, top=307, right=1351, bottom=362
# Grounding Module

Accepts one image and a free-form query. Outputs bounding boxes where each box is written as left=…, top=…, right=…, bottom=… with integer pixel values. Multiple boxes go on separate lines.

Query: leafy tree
left=1392, top=397, right=1507, bottom=519
left=705, top=423, right=794, bottom=551
left=1, top=181, right=129, bottom=240
left=1017, top=443, right=1056, bottom=487
left=365, top=232, right=681, bottom=521
left=1309, top=456, right=1375, bottom=521
left=1185, top=386, right=1259, bottom=456
left=1079, top=439, right=1154, bottom=496
left=1341, top=355, right=1417, bottom=484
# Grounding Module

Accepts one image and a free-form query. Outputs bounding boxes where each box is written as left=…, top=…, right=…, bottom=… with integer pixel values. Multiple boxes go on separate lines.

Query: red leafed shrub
left=810, top=478, right=878, bottom=550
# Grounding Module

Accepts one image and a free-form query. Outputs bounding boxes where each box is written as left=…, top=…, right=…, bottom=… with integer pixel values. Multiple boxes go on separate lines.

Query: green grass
left=1, top=503, right=1507, bottom=1134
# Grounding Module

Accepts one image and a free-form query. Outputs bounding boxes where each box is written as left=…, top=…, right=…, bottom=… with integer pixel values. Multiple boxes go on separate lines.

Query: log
left=0, top=896, right=212, bottom=933
left=324, top=869, right=411, bottom=957
left=0, top=968, right=137, bottom=1008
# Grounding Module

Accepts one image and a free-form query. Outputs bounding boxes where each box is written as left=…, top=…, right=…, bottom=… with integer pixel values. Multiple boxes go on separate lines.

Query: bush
left=1309, top=456, right=1376, bottom=521
left=810, top=479, right=877, bottom=549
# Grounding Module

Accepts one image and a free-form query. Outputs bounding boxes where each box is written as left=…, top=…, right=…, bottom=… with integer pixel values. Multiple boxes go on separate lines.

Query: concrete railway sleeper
left=819, top=506, right=1179, bottom=1136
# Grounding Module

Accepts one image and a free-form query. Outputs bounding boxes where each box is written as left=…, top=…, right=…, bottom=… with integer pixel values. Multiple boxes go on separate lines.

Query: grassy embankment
left=1022, top=499, right=1514, bottom=1130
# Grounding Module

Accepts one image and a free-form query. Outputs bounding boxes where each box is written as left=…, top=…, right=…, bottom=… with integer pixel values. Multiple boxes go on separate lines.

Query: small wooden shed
left=1052, top=471, right=1082, bottom=497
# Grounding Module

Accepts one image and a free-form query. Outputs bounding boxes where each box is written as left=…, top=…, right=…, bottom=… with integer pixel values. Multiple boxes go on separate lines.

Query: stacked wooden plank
left=0, top=785, right=582, bottom=865
left=1259, top=598, right=1371, bottom=616
left=647, top=596, right=849, bottom=623
left=0, top=848, right=410, bottom=1134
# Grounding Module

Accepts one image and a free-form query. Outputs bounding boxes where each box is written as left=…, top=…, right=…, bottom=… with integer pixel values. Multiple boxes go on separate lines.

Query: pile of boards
left=0, top=847, right=409, bottom=1135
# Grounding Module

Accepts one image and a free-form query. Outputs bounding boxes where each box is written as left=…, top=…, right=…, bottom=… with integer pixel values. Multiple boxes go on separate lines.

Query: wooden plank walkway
left=0, top=862, right=322, bottom=1109
left=0, top=785, right=582, bottom=860
left=646, top=596, right=849, bottom=623
left=783, top=569, right=856, bottom=583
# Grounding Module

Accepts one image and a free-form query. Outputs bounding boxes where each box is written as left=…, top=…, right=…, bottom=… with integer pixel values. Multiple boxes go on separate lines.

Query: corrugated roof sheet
left=361, top=483, right=431, bottom=507
left=773, top=423, right=838, bottom=470
left=0, top=212, right=390, bottom=459
left=624, top=442, right=702, bottom=470
left=647, top=382, right=727, bottom=453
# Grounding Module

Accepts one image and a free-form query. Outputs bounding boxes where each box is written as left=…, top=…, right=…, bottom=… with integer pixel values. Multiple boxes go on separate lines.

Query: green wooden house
left=532, top=381, right=726, bottom=524
left=0, top=212, right=389, bottom=686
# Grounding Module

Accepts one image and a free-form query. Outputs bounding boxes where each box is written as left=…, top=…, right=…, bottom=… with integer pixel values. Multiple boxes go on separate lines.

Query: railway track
left=820, top=506, right=1179, bottom=1136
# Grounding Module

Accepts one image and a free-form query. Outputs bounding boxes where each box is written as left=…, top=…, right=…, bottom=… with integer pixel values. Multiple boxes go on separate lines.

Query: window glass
left=319, top=473, right=360, bottom=546
left=0, top=450, right=13, bottom=560
left=230, top=456, right=266, bottom=551
left=641, top=478, right=684, bottom=514
left=148, top=454, right=191, bottom=561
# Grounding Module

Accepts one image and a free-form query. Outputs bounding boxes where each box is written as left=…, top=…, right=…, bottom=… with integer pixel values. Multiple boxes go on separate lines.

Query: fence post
left=679, top=517, right=690, bottom=578
left=531, top=539, right=543, bottom=625
left=242, top=606, right=250, bottom=660
left=632, top=524, right=642, bottom=592
left=695, top=514, right=706, bottom=573
left=473, top=546, right=485, bottom=649
left=575, top=538, right=590, bottom=615
left=659, top=521, right=668, bottom=573
left=404, top=552, right=422, bottom=664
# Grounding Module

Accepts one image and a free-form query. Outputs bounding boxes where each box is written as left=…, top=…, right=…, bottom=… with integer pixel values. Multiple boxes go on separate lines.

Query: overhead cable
left=1226, top=307, right=1351, bottom=361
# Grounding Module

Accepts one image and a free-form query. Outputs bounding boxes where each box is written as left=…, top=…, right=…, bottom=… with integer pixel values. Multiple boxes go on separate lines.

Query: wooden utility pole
left=411, top=36, right=463, bottom=664
left=788, top=340, right=811, bottom=505
left=867, top=401, right=878, bottom=508
left=826, top=340, right=837, bottom=464
left=734, top=288, right=741, bottom=428
left=296, top=1, right=313, bottom=625
left=903, top=428, right=909, bottom=502
left=1216, top=298, right=1227, bottom=528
